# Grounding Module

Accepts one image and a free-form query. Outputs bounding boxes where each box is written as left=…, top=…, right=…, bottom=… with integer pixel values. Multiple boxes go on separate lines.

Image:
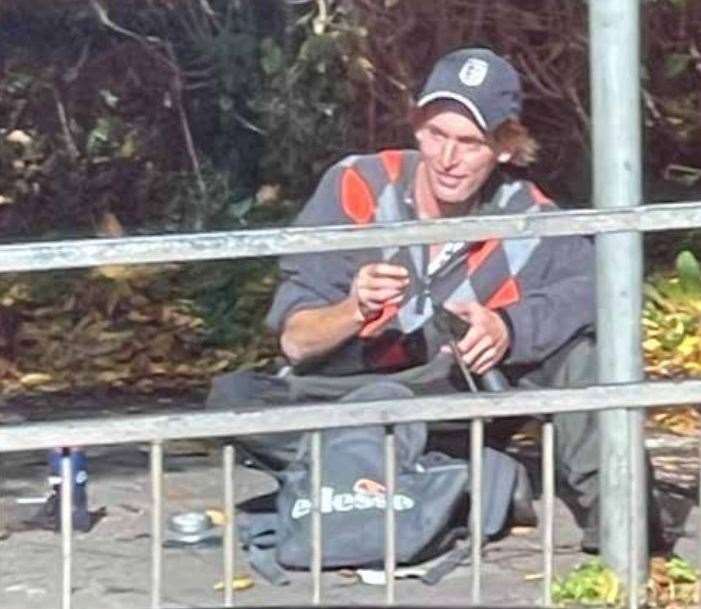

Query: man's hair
left=492, top=117, right=539, bottom=167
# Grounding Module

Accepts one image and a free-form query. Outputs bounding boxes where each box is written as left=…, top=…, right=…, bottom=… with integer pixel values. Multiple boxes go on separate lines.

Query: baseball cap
left=416, top=48, right=522, bottom=132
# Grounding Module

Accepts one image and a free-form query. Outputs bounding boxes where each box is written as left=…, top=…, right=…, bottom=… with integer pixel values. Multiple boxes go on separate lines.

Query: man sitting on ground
left=209, top=47, right=664, bottom=553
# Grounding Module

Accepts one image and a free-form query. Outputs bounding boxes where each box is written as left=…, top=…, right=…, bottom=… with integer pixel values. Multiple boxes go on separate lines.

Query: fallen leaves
left=0, top=262, right=277, bottom=397
left=19, top=372, right=54, bottom=387
left=552, top=559, right=620, bottom=606
left=643, top=250, right=701, bottom=435
left=649, top=407, right=700, bottom=437
left=552, top=556, right=699, bottom=608
left=212, top=575, right=254, bottom=592
left=648, top=556, right=699, bottom=608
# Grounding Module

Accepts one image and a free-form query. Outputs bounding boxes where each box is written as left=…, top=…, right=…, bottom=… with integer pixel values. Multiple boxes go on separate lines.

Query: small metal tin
left=167, top=511, right=218, bottom=544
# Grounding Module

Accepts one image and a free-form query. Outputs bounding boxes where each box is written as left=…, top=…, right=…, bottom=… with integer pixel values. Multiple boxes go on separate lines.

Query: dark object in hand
left=433, top=306, right=510, bottom=392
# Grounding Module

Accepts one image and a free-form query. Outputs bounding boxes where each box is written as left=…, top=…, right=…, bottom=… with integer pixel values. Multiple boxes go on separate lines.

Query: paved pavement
left=0, top=431, right=698, bottom=609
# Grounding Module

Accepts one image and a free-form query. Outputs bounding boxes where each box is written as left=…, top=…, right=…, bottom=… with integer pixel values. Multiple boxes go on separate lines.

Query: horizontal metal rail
left=0, top=200, right=700, bottom=273
left=2, top=378, right=700, bottom=452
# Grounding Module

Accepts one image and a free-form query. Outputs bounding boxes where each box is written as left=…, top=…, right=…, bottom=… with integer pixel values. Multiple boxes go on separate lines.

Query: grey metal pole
left=310, top=432, right=323, bottom=605
left=470, top=419, right=484, bottom=604
left=150, top=442, right=164, bottom=609
left=589, top=0, right=648, bottom=593
left=61, top=450, right=73, bottom=609
left=384, top=426, right=396, bottom=605
left=223, top=444, right=235, bottom=608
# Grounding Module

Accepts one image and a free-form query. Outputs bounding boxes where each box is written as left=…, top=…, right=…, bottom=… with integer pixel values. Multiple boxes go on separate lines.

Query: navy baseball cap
left=416, top=48, right=522, bottom=132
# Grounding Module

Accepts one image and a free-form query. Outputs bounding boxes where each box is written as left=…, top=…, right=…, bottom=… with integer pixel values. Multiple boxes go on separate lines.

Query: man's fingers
left=367, top=263, right=409, bottom=279
left=444, top=299, right=480, bottom=319
left=461, top=334, right=492, bottom=368
left=456, top=326, right=483, bottom=356
left=358, top=277, right=409, bottom=292
left=361, top=286, right=406, bottom=304
left=360, top=300, right=384, bottom=312
left=386, top=293, right=407, bottom=305
left=473, top=348, right=498, bottom=375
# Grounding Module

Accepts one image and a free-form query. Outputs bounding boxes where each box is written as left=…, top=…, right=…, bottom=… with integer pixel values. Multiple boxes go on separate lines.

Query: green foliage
left=253, top=4, right=366, bottom=196
left=4, top=0, right=701, bottom=360
left=644, top=250, right=701, bottom=377
left=676, top=250, right=701, bottom=297
left=552, top=559, right=622, bottom=606
left=665, top=556, right=697, bottom=584
left=177, top=258, right=278, bottom=352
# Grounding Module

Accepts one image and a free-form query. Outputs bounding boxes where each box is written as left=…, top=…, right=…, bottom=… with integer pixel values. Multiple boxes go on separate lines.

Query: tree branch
left=90, top=0, right=208, bottom=229
left=52, top=88, right=80, bottom=162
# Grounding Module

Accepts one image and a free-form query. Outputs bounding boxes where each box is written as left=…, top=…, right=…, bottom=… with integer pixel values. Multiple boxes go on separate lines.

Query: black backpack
left=237, top=422, right=518, bottom=585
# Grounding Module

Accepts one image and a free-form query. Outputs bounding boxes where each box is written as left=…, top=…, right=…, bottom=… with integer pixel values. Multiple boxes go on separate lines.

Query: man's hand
left=441, top=301, right=510, bottom=374
left=350, top=263, right=410, bottom=322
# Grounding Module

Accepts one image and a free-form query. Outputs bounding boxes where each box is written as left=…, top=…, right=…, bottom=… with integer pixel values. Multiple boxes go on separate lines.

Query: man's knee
left=340, top=381, right=414, bottom=403
left=206, top=370, right=290, bottom=409
left=544, top=334, right=597, bottom=388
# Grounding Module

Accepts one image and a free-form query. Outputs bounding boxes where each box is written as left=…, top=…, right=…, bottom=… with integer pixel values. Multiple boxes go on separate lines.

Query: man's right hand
left=350, top=263, right=410, bottom=323
left=280, top=262, right=410, bottom=364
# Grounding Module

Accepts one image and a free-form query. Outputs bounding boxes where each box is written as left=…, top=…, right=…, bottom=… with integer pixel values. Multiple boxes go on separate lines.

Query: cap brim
left=416, top=91, right=488, bottom=131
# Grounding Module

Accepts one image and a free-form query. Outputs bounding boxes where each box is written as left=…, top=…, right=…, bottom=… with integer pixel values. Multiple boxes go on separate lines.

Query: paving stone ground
left=0, top=431, right=698, bottom=609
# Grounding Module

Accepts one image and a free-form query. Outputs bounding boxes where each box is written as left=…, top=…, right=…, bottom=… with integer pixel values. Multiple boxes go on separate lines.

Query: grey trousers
left=207, top=335, right=600, bottom=516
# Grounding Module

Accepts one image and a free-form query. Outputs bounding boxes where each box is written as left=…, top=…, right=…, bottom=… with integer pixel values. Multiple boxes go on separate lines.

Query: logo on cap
left=459, top=58, right=488, bottom=87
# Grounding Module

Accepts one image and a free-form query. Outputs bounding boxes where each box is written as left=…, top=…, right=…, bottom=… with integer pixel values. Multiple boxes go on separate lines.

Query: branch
left=565, top=84, right=590, bottom=133
left=89, top=0, right=208, bottom=228
left=89, top=0, right=179, bottom=74
left=52, top=88, right=80, bottom=162
left=89, top=0, right=154, bottom=44
left=64, top=40, right=92, bottom=84
left=516, top=54, right=561, bottom=99
left=198, top=0, right=216, bottom=18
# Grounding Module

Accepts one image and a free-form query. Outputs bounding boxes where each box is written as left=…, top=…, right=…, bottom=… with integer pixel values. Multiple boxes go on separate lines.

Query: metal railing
left=0, top=200, right=699, bottom=273
left=1, top=1, right=700, bottom=605
left=0, top=202, right=701, bottom=609
left=2, top=375, right=701, bottom=607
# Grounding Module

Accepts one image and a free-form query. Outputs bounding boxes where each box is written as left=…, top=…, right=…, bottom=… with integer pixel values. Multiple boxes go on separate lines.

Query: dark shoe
left=580, top=497, right=599, bottom=553
left=25, top=491, right=93, bottom=533
left=510, top=463, right=538, bottom=528
left=580, top=527, right=599, bottom=554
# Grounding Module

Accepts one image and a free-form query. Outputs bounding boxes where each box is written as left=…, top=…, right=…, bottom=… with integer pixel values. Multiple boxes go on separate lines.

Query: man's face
left=414, top=102, right=500, bottom=207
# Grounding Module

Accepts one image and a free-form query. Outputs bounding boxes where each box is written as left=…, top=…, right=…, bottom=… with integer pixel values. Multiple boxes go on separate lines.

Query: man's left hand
left=441, top=301, right=510, bottom=374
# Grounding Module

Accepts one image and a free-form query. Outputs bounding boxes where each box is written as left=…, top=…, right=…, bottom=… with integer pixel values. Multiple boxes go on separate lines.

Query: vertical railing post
left=589, top=0, right=648, bottom=599
left=470, top=419, right=484, bottom=604
left=698, top=437, right=701, bottom=576
left=384, top=426, right=397, bottom=605
left=310, top=431, right=323, bottom=605
left=223, top=444, right=236, bottom=608
left=542, top=419, right=555, bottom=606
left=61, top=449, right=73, bottom=609
left=150, top=441, right=164, bottom=609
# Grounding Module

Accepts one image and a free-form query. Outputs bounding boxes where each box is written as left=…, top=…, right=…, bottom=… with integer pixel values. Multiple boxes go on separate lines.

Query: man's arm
left=279, top=263, right=410, bottom=364
left=440, top=234, right=594, bottom=371
left=501, top=234, right=595, bottom=365
left=280, top=296, right=363, bottom=365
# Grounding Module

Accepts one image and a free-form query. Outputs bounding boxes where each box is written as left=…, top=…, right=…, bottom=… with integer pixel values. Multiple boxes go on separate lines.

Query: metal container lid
left=167, top=511, right=217, bottom=544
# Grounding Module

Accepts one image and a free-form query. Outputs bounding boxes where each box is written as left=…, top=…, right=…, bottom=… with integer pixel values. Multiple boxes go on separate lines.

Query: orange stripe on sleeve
left=379, top=150, right=403, bottom=184
left=341, top=168, right=376, bottom=225
left=467, top=239, right=500, bottom=275
left=485, top=277, right=521, bottom=310
left=359, top=304, right=399, bottom=338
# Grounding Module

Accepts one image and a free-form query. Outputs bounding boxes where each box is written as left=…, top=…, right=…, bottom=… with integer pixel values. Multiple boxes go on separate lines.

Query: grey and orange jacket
left=266, top=150, right=595, bottom=376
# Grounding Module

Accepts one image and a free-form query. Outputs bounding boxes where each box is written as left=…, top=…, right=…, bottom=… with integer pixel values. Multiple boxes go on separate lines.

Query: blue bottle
left=45, top=448, right=91, bottom=531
